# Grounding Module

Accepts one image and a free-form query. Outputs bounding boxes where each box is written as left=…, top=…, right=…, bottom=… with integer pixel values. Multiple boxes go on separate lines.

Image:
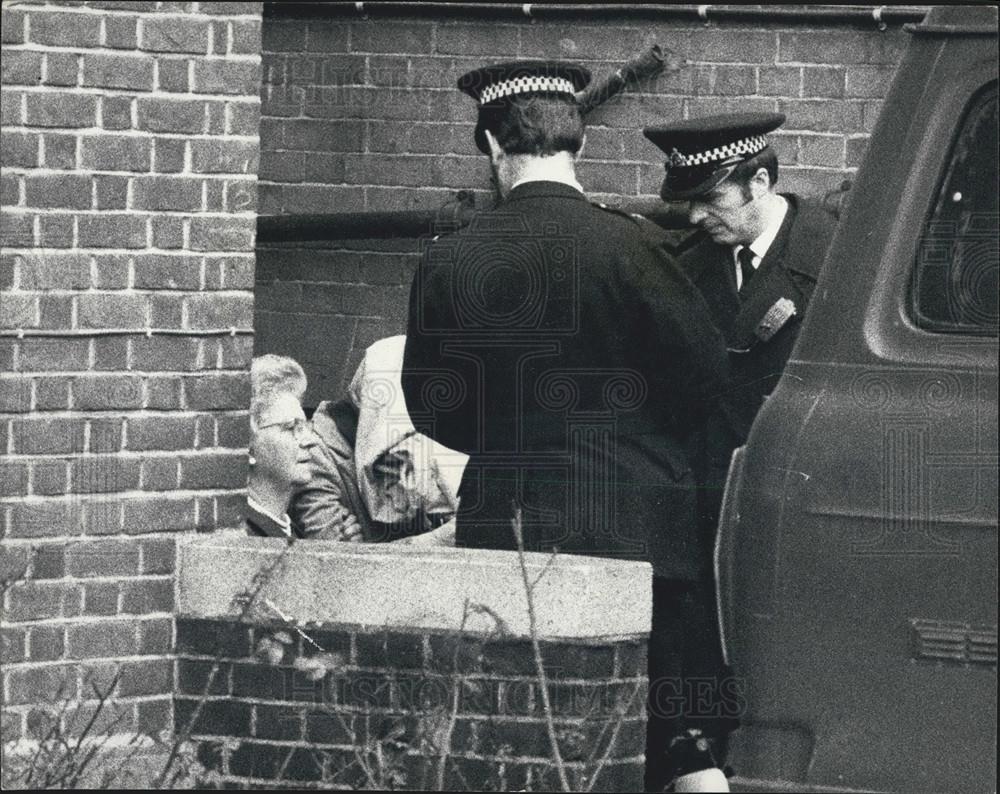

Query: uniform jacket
left=677, top=194, right=838, bottom=531
left=401, top=180, right=730, bottom=580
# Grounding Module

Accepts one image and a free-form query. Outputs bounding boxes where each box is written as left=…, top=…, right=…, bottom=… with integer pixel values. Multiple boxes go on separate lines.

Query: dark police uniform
left=679, top=194, right=837, bottom=513
left=402, top=178, right=730, bottom=576
left=640, top=112, right=838, bottom=788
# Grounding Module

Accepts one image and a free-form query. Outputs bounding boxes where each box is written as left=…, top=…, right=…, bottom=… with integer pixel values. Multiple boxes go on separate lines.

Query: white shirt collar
left=733, top=195, right=788, bottom=287
left=247, top=494, right=292, bottom=535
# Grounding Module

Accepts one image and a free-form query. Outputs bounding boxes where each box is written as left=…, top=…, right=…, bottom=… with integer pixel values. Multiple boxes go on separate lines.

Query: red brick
left=780, top=99, right=864, bottom=133
left=185, top=293, right=253, bottom=330
left=77, top=292, right=147, bottom=327
left=217, top=414, right=250, bottom=448
left=6, top=665, right=79, bottom=705
left=83, top=581, right=119, bottom=615
left=2, top=8, right=25, bottom=45
left=26, top=92, right=97, bottom=128
left=67, top=620, right=139, bottom=659
left=11, top=417, right=85, bottom=454
left=218, top=255, right=255, bottom=290
left=192, top=59, right=260, bottom=96
left=93, top=337, right=129, bottom=370
left=803, top=67, right=845, bottom=99
left=81, top=134, right=151, bottom=171
left=689, top=29, right=776, bottom=64
left=262, top=19, right=305, bottom=52
left=156, top=57, right=190, bottom=93
left=206, top=99, right=227, bottom=134
left=231, top=19, right=262, bottom=54
left=0, top=377, right=31, bottom=412
left=5, top=581, right=82, bottom=622
left=0, top=461, right=29, bottom=496
left=0, top=294, right=36, bottom=329
left=227, top=100, right=260, bottom=136
left=152, top=216, right=185, bottom=248
left=137, top=97, right=205, bottom=134
left=31, top=460, right=69, bottom=496
left=184, top=373, right=249, bottom=411
left=216, top=335, right=254, bottom=369
left=72, top=455, right=141, bottom=494
left=1, top=50, right=42, bottom=85
left=141, top=456, right=179, bottom=491
left=88, top=418, right=124, bottom=453
left=24, top=174, right=91, bottom=210
left=28, top=625, right=66, bottom=661
left=105, top=15, right=139, bottom=50
left=30, top=543, right=66, bottom=580
left=80, top=498, right=125, bottom=537
left=141, top=17, right=209, bottom=54
left=121, top=579, right=174, bottom=614
left=1, top=211, right=32, bottom=247
left=8, top=499, right=85, bottom=538
left=40, top=133, right=76, bottom=169
left=65, top=699, right=136, bottom=738
left=17, top=253, right=89, bottom=290
left=29, top=11, right=102, bottom=47
left=38, top=215, right=74, bottom=248
left=122, top=495, right=196, bottom=533
left=350, top=20, right=429, bottom=54
left=44, top=52, right=81, bottom=87
left=132, top=177, right=203, bottom=211
left=82, top=53, right=154, bottom=91
left=145, top=375, right=183, bottom=409
left=1, top=627, right=26, bottom=664
left=95, top=175, right=129, bottom=210
left=138, top=617, right=173, bottom=655
left=779, top=30, right=905, bottom=65
left=189, top=216, right=254, bottom=252
left=132, top=336, right=203, bottom=372
left=276, top=119, right=364, bottom=152
left=100, top=95, right=133, bottom=130
left=139, top=537, right=176, bottom=575
left=800, top=135, right=844, bottom=168
left=35, top=377, right=70, bottom=410
left=2, top=131, right=39, bottom=167
left=190, top=139, right=259, bottom=175
left=179, top=452, right=248, bottom=489
left=65, top=538, right=140, bottom=577
left=127, top=415, right=197, bottom=451
left=150, top=294, right=184, bottom=328
left=118, top=658, right=173, bottom=697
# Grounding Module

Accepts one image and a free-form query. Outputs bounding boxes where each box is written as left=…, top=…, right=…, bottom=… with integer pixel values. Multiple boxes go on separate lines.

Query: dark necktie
left=737, top=246, right=756, bottom=294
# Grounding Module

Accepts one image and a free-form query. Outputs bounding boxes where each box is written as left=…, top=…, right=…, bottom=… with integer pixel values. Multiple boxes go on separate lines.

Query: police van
left=716, top=6, right=998, bottom=792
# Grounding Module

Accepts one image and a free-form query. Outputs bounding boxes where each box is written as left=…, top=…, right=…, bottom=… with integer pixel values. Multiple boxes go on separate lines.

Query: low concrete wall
left=176, top=535, right=652, bottom=790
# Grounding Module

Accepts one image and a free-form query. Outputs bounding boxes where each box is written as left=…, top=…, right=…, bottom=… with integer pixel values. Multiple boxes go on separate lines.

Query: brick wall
left=176, top=617, right=646, bottom=790
left=255, top=8, right=914, bottom=406
left=0, top=1, right=262, bottom=744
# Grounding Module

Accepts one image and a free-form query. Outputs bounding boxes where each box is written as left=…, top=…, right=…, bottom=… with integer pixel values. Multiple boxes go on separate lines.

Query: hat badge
left=667, top=148, right=687, bottom=168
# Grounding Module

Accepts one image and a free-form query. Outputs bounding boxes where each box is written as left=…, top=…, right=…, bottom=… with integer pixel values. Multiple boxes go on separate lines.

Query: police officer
left=400, top=61, right=733, bottom=791
left=644, top=113, right=838, bottom=536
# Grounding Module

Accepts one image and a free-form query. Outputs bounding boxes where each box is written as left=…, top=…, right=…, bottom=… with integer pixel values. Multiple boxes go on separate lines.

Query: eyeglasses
left=257, top=417, right=310, bottom=438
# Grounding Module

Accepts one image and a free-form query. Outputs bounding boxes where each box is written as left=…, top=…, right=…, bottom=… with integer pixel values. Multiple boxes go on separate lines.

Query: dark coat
left=401, top=180, right=730, bottom=580
left=678, top=194, right=838, bottom=527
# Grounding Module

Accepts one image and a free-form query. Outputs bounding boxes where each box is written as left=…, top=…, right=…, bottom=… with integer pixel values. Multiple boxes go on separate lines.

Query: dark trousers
left=644, top=576, right=740, bottom=792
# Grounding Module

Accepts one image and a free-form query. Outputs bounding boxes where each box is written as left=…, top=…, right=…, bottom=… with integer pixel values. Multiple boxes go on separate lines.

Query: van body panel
left=722, top=7, right=998, bottom=791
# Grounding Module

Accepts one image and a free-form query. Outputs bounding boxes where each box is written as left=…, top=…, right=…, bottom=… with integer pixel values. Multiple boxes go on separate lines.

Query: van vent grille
left=911, top=619, right=998, bottom=666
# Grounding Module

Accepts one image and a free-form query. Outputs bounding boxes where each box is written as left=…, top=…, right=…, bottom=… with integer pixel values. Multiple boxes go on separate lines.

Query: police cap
left=457, top=60, right=591, bottom=153
left=644, top=112, right=785, bottom=200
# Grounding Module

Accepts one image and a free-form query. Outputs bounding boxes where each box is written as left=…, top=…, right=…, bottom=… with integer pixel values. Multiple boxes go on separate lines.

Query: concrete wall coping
left=178, top=532, right=652, bottom=641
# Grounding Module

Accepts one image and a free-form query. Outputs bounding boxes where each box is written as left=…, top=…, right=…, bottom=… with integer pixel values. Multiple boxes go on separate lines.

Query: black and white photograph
left=0, top=1, right=997, bottom=791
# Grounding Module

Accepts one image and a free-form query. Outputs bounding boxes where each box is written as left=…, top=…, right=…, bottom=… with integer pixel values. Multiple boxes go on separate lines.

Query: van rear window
left=912, top=81, right=999, bottom=335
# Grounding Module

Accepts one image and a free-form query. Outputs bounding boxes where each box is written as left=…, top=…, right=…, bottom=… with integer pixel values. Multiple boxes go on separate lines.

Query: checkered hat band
left=677, top=135, right=768, bottom=166
left=480, top=75, right=577, bottom=104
